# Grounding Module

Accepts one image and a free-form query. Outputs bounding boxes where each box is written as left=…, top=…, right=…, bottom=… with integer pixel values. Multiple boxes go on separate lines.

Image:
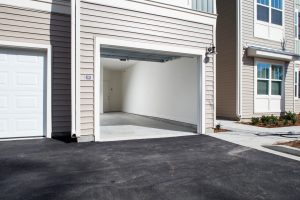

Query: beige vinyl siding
left=241, top=0, right=295, bottom=118
left=0, top=5, right=71, bottom=133
left=216, top=0, right=237, bottom=119
left=80, top=1, right=215, bottom=135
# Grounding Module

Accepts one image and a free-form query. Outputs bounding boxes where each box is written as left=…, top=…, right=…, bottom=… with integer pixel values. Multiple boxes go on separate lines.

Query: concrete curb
left=263, top=145, right=300, bottom=157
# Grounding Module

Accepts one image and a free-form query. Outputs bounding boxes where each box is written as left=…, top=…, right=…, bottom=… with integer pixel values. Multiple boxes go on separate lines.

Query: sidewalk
left=206, top=120, right=300, bottom=161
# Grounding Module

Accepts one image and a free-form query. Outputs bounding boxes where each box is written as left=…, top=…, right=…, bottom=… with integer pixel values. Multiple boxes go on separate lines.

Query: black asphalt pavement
left=0, top=135, right=299, bottom=200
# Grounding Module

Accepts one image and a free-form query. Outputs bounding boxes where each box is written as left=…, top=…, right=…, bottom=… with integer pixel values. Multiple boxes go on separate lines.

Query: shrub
left=284, top=112, right=298, bottom=125
left=216, top=123, right=221, bottom=130
left=269, top=115, right=279, bottom=126
left=261, top=115, right=270, bottom=125
left=251, top=117, right=260, bottom=125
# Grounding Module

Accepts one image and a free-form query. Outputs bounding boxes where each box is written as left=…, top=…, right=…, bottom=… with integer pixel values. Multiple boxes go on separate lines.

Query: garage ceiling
left=101, top=47, right=182, bottom=63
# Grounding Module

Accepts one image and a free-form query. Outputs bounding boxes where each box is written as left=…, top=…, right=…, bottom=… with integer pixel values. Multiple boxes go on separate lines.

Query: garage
left=0, top=47, right=49, bottom=139
left=94, top=38, right=206, bottom=142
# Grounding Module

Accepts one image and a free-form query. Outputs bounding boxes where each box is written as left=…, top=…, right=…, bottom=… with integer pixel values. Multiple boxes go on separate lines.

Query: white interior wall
left=122, top=57, right=197, bottom=124
left=103, top=68, right=123, bottom=112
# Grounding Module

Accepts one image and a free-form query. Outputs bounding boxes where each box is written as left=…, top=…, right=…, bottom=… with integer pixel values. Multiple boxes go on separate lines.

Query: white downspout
left=71, top=0, right=76, bottom=137
left=236, top=0, right=242, bottom=119
left=71, top=0, right=81, bottom=138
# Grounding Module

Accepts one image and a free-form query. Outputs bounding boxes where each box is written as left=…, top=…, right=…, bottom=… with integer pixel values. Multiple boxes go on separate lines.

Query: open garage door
left=94, top=38, right=206, bottom=142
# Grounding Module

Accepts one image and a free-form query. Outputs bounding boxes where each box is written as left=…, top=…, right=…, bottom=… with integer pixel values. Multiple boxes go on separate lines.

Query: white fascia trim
left=248, top=49, right=294, bottom=61
left=0, top=0, right=71, bottom=14
left=94, top=37, right=207, bottom=141
left=0, top=40, right=52, bottom=138
left=83, top=0, right=216, bottom=26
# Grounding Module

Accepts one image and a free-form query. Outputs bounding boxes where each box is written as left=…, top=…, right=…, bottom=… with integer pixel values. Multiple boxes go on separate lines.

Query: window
left=257, top=0, right=283, bottom=26
left=257, top=63, right=283, bottom=96
left=295, top=10, right=300, bottom=39
left=296, top=69, right=299, bottom=98
left=192, top=0, right=214, bottom=13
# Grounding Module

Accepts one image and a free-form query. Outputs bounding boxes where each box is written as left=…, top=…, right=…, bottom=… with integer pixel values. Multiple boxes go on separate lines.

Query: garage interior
left=100, top=47, right=199, bottom=142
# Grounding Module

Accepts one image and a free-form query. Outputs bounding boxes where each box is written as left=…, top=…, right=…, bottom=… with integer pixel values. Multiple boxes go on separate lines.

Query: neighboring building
left=294, top=0, right=300, bottom=113
left=217, top=0, right=300, bottom=120
left=0, top=0, right=217, bottom=142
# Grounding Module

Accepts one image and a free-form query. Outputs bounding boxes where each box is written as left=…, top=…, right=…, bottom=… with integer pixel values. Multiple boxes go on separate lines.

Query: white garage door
left=0, top=48, right=45, bottom=138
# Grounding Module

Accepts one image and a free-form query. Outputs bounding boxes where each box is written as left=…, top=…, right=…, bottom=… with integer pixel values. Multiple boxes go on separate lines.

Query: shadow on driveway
left=0, top=135, right=299, bottom=200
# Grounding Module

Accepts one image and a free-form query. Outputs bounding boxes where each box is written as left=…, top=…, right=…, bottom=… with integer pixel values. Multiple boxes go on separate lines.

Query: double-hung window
left=257, top=63, right=283, bottom=96
left=296, top=69, right=299, bottom=98
left=257, top=0, right=283, bottom=26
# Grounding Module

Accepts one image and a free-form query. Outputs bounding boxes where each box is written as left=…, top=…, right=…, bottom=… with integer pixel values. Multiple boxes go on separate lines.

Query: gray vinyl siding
left=241, top=0, right=295, bottom=118
left=80, top=1, right=215, bottom=135
left=0, top=5, right=71, bottom=133
left=216, top=0, right=237, bottom=119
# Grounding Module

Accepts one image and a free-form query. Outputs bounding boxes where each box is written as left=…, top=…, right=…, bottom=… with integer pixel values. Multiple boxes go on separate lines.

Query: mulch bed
left=241, top=114, right=300, bottom=128
left=277, top=140, right=300, bottom=149
left=214, top=128, right=229, bottom=133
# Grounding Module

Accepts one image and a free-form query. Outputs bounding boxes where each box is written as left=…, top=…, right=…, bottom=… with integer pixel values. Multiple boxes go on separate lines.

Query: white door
left=0, top=48, right=45, bottom=138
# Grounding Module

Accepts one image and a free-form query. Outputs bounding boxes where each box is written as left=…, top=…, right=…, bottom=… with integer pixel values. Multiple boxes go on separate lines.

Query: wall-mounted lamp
left=206, top=43, right=217, bottom=55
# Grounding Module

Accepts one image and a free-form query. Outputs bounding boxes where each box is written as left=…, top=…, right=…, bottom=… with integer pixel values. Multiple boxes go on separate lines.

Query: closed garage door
left=0, top=48, right=45, bottom=139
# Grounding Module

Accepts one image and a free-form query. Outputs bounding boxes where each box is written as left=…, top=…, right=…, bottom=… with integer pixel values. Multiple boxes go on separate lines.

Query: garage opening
left=98, top=45, right=203, bottom=142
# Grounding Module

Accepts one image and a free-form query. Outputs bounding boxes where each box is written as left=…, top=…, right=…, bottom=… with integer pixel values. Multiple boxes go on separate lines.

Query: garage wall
left=80, top=1, right=215, bottom=136
left=103, top=68, right=122, bottom=112
left=0, top=5, right=71, bottom=133
left=122, top=58, right=198, bottom=125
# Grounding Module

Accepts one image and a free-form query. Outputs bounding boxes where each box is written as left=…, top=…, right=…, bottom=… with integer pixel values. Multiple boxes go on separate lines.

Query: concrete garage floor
left=100, top=112, right=196, bottom=141
left=0, top=136, right=299, bottom=200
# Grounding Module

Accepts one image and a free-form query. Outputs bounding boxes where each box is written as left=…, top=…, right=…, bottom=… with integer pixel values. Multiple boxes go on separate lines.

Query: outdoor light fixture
left=206, top=43, right=217, bottom=55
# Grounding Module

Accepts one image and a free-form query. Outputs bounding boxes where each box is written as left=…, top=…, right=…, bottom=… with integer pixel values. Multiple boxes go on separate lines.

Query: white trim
left=83, top=0, right=217, bottom=26
left=236, top=0, right=243, bottom=119
left=0, top=0, right=71, bottom=14
left=0, top=40, right=52, bottom=138
left=75, top=0, right=81, bottom=138
left=94, top=37, right=206, bottom=141
left=71, top=0, right=76, bottom=136
left=247, top=48, right=294, bottom=61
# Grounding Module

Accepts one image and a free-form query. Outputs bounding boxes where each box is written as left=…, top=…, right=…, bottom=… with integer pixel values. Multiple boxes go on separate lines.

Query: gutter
left=236, top=0, right=242, bottom=120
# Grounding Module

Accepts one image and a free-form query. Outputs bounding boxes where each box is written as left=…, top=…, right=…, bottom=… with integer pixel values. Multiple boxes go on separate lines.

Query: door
left=0, top=48, right=45, bottom=138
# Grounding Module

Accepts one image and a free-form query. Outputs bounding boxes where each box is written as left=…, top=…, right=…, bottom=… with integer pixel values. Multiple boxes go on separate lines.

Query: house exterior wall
left=241, top=0, right=295, bottom=118
left=0, top=4, right=72, bottom=134
left=216, top=0, right=237, bottom=119
left=79, top=0, right=216, bottom=137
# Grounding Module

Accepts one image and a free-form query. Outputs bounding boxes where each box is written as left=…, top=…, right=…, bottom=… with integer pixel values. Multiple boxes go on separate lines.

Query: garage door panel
left=0, top=48, right=45, bottom=139
left=0, top=72, right=8, bottom=88
left=15, top=72, right=41, bottom=88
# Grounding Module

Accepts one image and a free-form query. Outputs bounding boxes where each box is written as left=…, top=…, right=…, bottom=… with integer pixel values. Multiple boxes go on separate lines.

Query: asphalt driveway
left=0, top=135, right=299, bottom=200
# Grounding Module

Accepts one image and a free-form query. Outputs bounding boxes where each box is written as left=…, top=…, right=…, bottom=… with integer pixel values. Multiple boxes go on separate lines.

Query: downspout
left=71, top=0, right=81, bottom=138
left=236, top=0, right=242, bottom=119
left=71, top=0, right=76, bottom=138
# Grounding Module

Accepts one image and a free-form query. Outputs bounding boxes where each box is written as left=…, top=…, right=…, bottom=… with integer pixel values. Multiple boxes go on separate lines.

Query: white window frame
left=256, top=0, right=284, bottom=26
left=0, top=41, right=52, bottom=139
left=254, top=0, right=285, bottom=41
left=254, top=58, right=285, bottom=113
left=295, top=68, right=299, bottom=99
